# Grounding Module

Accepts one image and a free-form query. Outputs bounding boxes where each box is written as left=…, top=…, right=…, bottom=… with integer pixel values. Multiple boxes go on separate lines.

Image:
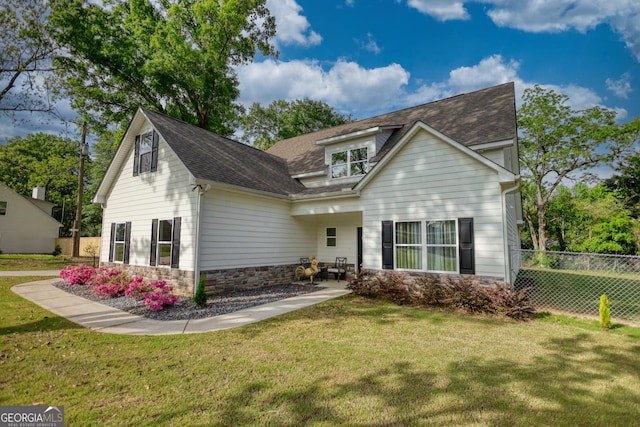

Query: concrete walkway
left=9, top=273, right=351, bottom=336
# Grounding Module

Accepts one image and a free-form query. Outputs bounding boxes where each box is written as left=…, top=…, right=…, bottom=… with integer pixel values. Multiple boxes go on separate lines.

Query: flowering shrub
left=60, top=264, right=97, bottom=285
left=125, top=277, right=178, bottom=311
left=60, top=266, right=178, bottom=311
left=90, top=268, right=130, bottom=298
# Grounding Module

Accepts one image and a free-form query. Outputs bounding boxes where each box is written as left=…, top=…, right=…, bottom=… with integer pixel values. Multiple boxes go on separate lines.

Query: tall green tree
left=241, top=99, right=354, bottom=150
left=605, top=151, right=640, bottom=218
left=49, top=0, right=277, bottom=135
left=0, top=0, right=56, bottom=114
left=517, top=85, right=640, bottom=251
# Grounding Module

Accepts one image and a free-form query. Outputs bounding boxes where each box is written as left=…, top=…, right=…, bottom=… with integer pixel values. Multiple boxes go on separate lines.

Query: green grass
left=518, top=267, right=640, bottom=322
left=0, top=254, right=81, bottom=270
left=2, top=276, right=639, bottom=426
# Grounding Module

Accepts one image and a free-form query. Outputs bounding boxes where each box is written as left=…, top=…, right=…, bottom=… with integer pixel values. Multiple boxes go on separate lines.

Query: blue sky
left=1, top=0, right=639, bottom=143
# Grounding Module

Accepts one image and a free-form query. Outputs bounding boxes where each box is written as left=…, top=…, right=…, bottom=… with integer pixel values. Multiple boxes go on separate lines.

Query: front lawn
left=1, top=276, right=639, bottom=426
left=0, top=254, right=80, bottom=271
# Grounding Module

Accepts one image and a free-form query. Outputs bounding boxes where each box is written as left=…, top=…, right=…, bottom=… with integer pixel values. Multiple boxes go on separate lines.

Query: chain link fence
left=513, top=249, right=640, bottom=323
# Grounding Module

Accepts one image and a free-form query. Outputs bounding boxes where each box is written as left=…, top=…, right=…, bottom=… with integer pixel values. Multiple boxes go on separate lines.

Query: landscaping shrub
left=348, top=270, right=535, bottom=320
left=90, top=268, right=130, bottom=298
left=599, top=294, right=612, bottom=329
left=60, top=265, right=178, bottom=311
left=193, top=274, right=208, bottom=307
left=125, top=277, right=178, bottom=311
left=60, top=264, right=97, bottom=285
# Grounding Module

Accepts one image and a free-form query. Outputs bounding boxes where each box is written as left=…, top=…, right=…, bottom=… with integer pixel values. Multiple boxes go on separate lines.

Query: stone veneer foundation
left=200, top=264, right=300, bottom=295
left=100, top=262, right=195, bottom=296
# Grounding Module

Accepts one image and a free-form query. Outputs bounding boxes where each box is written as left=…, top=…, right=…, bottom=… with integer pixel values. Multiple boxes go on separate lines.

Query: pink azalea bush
left=90, top=268, right=130, bottom=298
left=60, top=264, right=97, bottom=285
left=125, top=277, right=179, bottom=311
left=60, top=266, right=178, bottom=311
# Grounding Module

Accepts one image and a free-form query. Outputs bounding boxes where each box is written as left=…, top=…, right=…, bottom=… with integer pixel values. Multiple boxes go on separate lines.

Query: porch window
left=326, top=227, right=337, bottom=247
left=0, top=201, right=6, bottom=215
left=331, top=147, right=368, bottom=178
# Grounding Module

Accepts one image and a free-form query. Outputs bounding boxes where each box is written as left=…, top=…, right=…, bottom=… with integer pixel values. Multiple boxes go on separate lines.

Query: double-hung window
left=133, top=130, right=159, bottom=176
left=426, top=220, right=457, bottom=272
left=150, top=217, right=181, bottom=268
left=393, top=220, right=459, bottom=272
left=157, top=220, right=173, bottom=266
left=109, top=222, right=131, bottom=264
left=395, top=222, right=422, bottom=269
left=331, top=147, right=368, bottom=178
left=326, top=227, right=337, bottom=247
left=0, top=201, right=7, bottom=215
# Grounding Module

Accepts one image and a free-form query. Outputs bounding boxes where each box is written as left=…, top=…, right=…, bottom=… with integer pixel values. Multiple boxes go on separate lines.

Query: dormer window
left=331, top=147, right=368, bottom=178
left=133, top=130, right=159, bottom=176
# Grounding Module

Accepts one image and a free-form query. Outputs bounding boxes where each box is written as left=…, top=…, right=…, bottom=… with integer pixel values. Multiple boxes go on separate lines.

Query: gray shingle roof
left=142, top=109, right=305, bottom=196
left=139, top=83, right=515, bottom=198
left=266, top=82, right=516, bottom=175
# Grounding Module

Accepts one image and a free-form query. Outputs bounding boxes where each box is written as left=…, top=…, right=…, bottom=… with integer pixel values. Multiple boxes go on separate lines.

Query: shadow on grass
left=0, top=315, right=82, bottom=336
left=206, top=337, right=640, bottom=426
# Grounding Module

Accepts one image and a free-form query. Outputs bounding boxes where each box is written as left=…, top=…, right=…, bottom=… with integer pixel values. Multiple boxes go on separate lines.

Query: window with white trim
left=396, top=221, right=422, bottom=269
left=395, top=220, right=458, bottom=272
left=326, top=227, right=337, bottom=247
left=331, top=147, right=368, bottom=178
left=426, top=220, right=457, bottom=272
left=138, top=131, right=154, bottom=173
left=156, top=219, right=173, bottom=266
left=113, top=223, right=126, bottom=263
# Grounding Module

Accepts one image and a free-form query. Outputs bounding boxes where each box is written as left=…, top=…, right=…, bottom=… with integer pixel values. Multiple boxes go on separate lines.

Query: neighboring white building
left=0, top=183, right=61, bottom=254
left=93, top=83, right=522, bottom=296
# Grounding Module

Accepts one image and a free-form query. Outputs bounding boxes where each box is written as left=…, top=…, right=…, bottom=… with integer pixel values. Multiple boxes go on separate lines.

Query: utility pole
left=72, top=122, right=88, bottom=258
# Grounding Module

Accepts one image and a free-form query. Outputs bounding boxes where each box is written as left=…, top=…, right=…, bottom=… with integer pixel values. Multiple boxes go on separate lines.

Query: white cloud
left=359, top=33, right=382, bottom=54
left=236, top=59, right=410, bottom=112
left=266, top=0, right=322, bottom=47
left=405, top=55, right=519, bottom=105
left=405, top=1, right=640, bottom=62
left=606, top=73, right=633, bottom=99
left=237, top=54, right=628, bottom=120
left=406, top=0, right=470, bottom=21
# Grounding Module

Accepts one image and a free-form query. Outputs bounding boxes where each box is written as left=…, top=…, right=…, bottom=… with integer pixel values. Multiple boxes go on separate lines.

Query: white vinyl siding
left=359, top=129, right=507, bottom=278
left=198, top=189, right=315, bottom=270
left=99, top=127, right=197, bottom=271
left=313, top=213, right=361, bottom=265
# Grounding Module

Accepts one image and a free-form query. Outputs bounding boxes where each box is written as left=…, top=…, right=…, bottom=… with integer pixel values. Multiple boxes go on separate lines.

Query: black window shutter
left=382, top=220, right=394, bottom=270
left=458, top=218, right=475, bottom=274
left=150, top=219, right=158, bottom=266
left=108, top=223, right=115, bottom=262
left=150, top=131, right=159, bottom=172
left=171, top=217, right=181, bottom=268
left=133, top=135, right=140, bottom=176
left=123, top=222, right=132, bottom=264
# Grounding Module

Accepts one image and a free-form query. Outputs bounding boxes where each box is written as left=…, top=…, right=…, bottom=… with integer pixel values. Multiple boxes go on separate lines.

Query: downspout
left=501, top=178, right=520, bottom=285
left=193, top=183, right=210, bottom=294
